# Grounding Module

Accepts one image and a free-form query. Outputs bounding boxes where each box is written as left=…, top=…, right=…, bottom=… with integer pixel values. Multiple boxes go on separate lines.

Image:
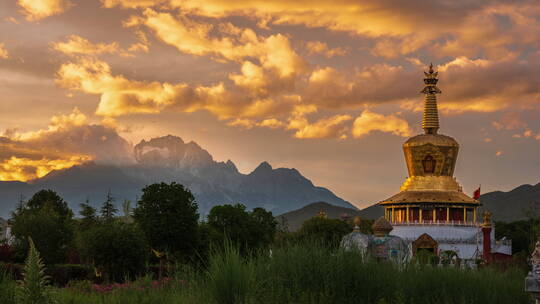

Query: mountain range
left=0, top=134, right=538, bottom=224
left=0, top=135, right=355, bottom=218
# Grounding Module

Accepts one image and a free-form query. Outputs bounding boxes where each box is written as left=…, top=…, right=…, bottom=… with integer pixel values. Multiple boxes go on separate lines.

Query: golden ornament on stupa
left=379, top=64, right=481, bottom=224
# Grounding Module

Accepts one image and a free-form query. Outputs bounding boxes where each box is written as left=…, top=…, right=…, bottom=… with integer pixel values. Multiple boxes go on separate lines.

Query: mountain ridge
left=0, top=135, right=356, bottom=218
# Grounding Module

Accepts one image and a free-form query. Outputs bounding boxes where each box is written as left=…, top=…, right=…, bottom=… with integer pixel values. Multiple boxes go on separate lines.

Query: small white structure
left=390, top=222, right=511, bottom=260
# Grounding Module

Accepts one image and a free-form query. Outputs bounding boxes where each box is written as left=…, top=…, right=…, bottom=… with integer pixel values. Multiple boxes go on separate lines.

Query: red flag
left=473, top=186, right=481, bottom=200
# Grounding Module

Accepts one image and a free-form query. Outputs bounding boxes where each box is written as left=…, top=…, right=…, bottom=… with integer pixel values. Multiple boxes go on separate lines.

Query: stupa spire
left=420, top=63, right=441, bottom=134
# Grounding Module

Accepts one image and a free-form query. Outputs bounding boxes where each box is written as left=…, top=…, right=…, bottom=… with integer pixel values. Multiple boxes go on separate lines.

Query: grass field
left=1, top=243, right=531, bottom=304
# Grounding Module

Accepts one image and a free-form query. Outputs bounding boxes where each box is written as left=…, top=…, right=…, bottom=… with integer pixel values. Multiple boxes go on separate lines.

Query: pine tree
left=100, top=190, right=117, bottom=222
left=79, top=199, right=97, bottom=229
left=16, top=237, right=55, bottom=304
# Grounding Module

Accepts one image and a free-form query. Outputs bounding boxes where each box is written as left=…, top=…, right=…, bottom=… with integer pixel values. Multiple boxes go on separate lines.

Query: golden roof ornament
left=420, top=63, right=441, bottom=135
left=482, top=211, right=492, bottom=227
left=372, top=216, right=393, bottom=237
left=353, top=216, right=361, bottom=232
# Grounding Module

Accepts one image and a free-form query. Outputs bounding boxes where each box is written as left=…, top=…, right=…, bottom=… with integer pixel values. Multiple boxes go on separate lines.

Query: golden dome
left=372, top=217, right=393, bottom=236
left=379, top=64, right=478, bottom=207
left=404, top=134, right=459, bottom=148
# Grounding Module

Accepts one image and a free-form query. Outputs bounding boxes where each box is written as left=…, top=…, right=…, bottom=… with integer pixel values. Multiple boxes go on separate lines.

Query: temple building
left=378, top=64, right=511, bottom=262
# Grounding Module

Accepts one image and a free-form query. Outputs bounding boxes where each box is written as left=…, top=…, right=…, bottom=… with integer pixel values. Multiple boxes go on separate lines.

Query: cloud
left=52, top=34, right=149, bottom=57
left=128, top=10, right=306, bottom=81
left=352, top=110, right=412, bottom=138
left=305, top=65, right=417, bottom=109
left=100, top=0, right=168, bottom=9
left=108, top=0, right=540, bottom=59
left=56, top=58, right=233, bottom=118
left=52, top=35, right=121, bottom=56
left=55, top=56, right=306, bottom=124
left=18, top=0, right=73, bottom=21
left=305, top=41, right=347, bottom=58
left=0, top=108, right=134, bottom=181
left=288, top=114, right=352, bottom=139
left=492, top=112, right=528, bottom=131
left=227, top=117, right=286, bottom=130
left=259, top=118, right=285, bottom=129
left=0, top=155, right=90, bottom=182
left=0, top=43, right=9, bottom=59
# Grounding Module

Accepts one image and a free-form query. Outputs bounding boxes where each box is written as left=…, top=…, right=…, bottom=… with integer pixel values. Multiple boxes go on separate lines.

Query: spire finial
left=420, top=64, right=441, bottom=134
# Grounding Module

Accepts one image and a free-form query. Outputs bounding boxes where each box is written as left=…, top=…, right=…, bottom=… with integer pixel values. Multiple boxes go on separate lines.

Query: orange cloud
left=492, top=112, right=528, bottom=131
left=129, top=10, right=306, bottom=77
left=55, top=58, right=261, bottom=119
left=18, top=0, right=73, bottom=21
left=101, top=0, right=167, bottom=9
left=305, top=41, right=347, bottom=58
left=288, top=114, right=352, bottom=139
left=0, top=43, right=9, bottom=59
left=352, top=110, right=412, bottom=138
left=52, top=35, right=121, bottom=56
left=0, top=108, right=134, bottom=181
left=0, top=156, right=90, bottom=182
left=52, top=34, right=149, bottom=57
left=305, top=64, right=415, bottom=109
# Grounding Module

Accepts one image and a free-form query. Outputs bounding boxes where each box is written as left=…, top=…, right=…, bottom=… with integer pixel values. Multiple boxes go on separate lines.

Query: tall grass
left=251, top=243, right=529, bottom=304
left=0, top=268, right=16, bottom=303
left=206, top=243, right=256, bottom=304
left=8, top=242, right=531, bottom=304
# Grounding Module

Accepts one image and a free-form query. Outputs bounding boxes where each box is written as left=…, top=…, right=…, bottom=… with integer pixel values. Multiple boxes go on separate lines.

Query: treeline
left=0, top=182, right=364, bottom=282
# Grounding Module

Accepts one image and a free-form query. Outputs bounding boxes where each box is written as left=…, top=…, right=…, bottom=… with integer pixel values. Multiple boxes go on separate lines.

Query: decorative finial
left=420, top=63, right=441, bottom=134
left=482, top=211, right=492, bottom=227
left=353, top=216, right=361, bottom=232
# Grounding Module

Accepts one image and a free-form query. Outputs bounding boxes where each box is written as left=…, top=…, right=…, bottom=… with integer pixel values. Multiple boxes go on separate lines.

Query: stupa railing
left=391, top=220, right=479, bottom=227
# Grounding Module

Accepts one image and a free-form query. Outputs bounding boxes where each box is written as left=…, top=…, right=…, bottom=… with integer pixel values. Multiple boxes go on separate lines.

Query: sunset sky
left=1, top=0, right=540, bottom=209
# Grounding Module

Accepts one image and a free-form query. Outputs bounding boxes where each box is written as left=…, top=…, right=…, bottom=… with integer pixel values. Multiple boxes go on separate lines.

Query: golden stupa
left=378, top=64, right=480, bottom=224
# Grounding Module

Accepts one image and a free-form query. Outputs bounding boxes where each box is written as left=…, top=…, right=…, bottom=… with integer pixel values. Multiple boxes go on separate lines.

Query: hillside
left=277, top=202, right=363, bottom=231
left=479, top=183, right=540, bottom=222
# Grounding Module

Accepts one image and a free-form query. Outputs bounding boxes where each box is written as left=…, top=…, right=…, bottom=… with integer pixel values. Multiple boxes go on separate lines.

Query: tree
left=79, top=200, right=97, bottom=229
left=250, top=207, right=277, bottom=247
left=77, top=222, right=148, bottom=281
left=11, top=190, right=74, bottom=264
left=100, top=190, right=117, bottom=221
left=207, top=204, right=277, bottom=253
left=134, top=182, right=199, bottom=260
left=297, top=217, right=351, bottom=248
left=25, top=189, right=72, bottom=219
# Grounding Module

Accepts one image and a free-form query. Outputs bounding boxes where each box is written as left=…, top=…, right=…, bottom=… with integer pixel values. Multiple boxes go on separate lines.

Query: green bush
left=296, top=217, right=351, bottom=248
left=1, top=263, right=92, bottom=286
left=207, top=204, right=277, bottom=254
left=77, top=222, right=149, bottom=282
left=11, top=190, right=75, bottom=265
